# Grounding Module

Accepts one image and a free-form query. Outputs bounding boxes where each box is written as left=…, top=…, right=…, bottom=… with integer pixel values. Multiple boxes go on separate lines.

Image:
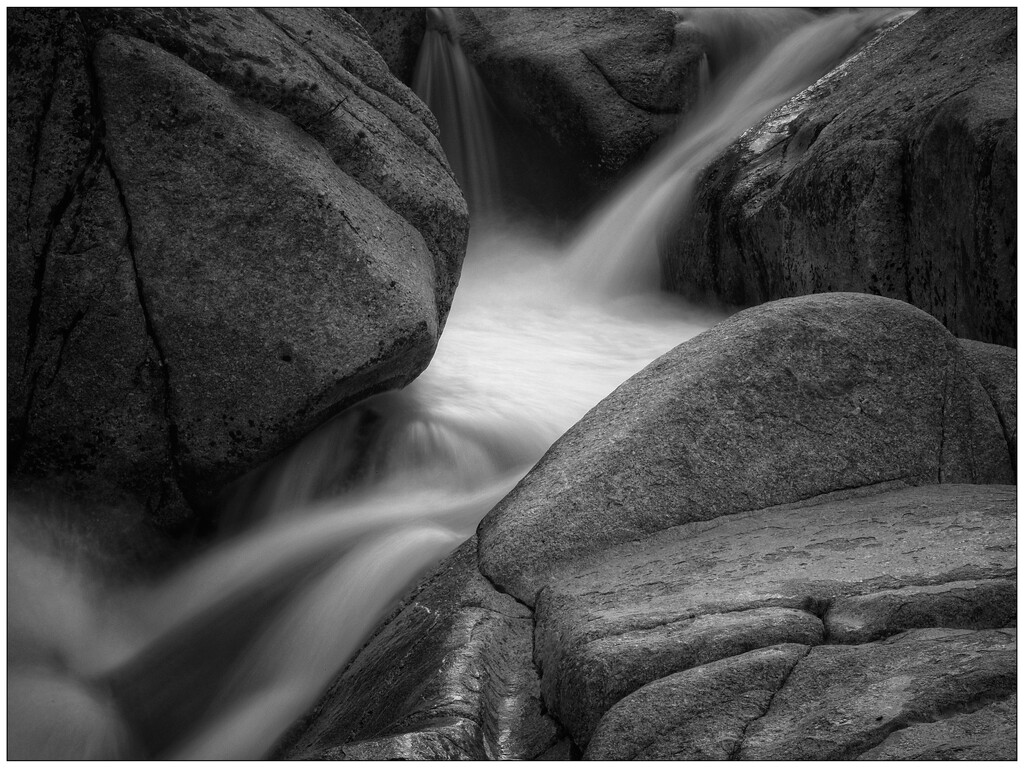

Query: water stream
left=7, top=9, right=899, bottom=759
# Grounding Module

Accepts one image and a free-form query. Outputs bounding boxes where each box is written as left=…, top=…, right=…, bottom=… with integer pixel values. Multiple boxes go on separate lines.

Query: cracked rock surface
left=535, top=483, right=1015, bottom=749
left=283, top=294, right=1015, bottom=760
left=589, top=628, right=1015, bottom=760
left=666, top=8, right=1016, bottom=347
left=7, top=8, right=467, bottom=556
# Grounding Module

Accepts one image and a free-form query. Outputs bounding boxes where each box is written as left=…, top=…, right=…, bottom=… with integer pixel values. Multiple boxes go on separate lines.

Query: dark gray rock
left=857, top=694, right=1017, bottom=760
left=667, top=8, right=1016, bottom=346
left=346, top=8, right=425, bottom=85
left=825, top=578, right=1017, bottom=644
left=738, top=627, right=1016, bottom=760
left=583, top=644, right=810, bottom=760
left=478, top=293, right=1013, bottom=606
left=959, top=338, right=1017, bottom=461
left=588, top=628, right=1016, bottom=760
left=279, top=538, right=559, bottom=760
left=451, top=8, right=706, bottom=211
left=7, top=8, right=467, bottom=542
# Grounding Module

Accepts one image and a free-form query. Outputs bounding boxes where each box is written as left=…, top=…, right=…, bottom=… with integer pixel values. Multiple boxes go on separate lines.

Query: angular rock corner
left=283, top=293, right=1016, bottom=760
left=666, top=7, right=1016, bottom=348
left=7, top=8, right=469, bottom=556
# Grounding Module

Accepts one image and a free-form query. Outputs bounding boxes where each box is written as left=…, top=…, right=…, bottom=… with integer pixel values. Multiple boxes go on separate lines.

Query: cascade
left=562, top=9, right=897, bottom=297
left=7, top=9, right=895, bottom=759
left=412, top=8, right=502, bottom=219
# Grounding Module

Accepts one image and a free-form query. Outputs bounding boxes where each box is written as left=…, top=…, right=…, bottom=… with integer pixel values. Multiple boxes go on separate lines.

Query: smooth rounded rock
left=478, top=293, right=1012, bottom=605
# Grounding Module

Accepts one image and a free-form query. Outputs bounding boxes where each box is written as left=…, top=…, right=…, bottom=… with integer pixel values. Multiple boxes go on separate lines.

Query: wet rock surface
left=7, top=8, right=467, bottom=545
left=667, top=8, right=1016, bottom=347
left=278, top=538, right=559, bottom=760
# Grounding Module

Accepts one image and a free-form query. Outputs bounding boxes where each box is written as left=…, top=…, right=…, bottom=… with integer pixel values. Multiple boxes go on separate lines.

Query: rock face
left=450, top=8, right=706, bottom=215
left=537, top=483, right=1016, bottom=752
left=589, top=627, right=1016, bottom=760
left=284, top=293, right=1015, bottom=759
left=666, top=8, right=1016, bottom=347
left=345, top=8, right=426, bottom=85
left=7, top=9, right=468, bottom=543
left=959, top=338, right=1017, bottom=460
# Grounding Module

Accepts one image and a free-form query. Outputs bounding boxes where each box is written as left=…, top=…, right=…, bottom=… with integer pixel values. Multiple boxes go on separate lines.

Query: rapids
left=7, top=8, right=902, bottom=759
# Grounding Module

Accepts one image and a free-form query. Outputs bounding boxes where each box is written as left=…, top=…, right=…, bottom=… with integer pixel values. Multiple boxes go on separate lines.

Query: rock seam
left=86, top=35, right=187, bottom=511
left=729, top=645, right=812, bottom=760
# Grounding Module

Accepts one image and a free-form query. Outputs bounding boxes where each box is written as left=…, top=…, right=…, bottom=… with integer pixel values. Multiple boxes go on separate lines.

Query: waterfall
left=412, top=8, right=502, bottom=219
left=8, top=9, right=897, bottom=760
left=562, top=9, right=898, bottom=298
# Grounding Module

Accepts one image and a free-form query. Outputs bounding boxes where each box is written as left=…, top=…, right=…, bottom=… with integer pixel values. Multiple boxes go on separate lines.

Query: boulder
left=450, top=8, right=707, bottom=216
left=478, top=293, right=1013, bottom=605
left=278, top=538, right=559, bottom=760
left=7, top=9, right=468, bottom=544
left=666, top=8, right=1016, bottom=347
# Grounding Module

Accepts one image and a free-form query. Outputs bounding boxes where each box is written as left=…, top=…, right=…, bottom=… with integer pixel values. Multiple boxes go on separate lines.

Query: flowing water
left=7, top=9, right=900, bottom=759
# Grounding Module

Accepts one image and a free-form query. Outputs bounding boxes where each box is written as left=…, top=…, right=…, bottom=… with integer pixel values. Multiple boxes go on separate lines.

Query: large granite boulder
left=282, top=293, right=1014, bottom=759
left=478, top=293, right=1013, bottom=603
left=7, top=9, right=468, bottom=546
left=666, top=8, right=1016, bottom=347
left=449, top=8, right=707, bottom=216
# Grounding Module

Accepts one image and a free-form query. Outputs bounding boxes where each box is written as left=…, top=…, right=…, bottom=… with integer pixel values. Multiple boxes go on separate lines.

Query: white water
left=7, top=9, right=897, bottom=760
left=562, top=9, right=898, bottom=297
left=413, top=7, right=502, bottom=218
